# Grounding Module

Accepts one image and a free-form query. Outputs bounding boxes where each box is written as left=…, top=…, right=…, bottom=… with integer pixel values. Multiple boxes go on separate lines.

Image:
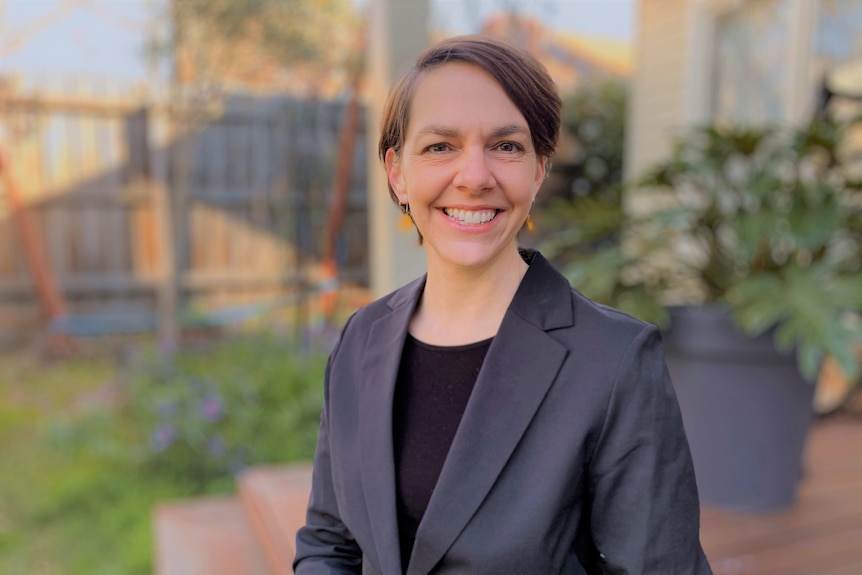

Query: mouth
left=442, top=208, right=499, bottom=225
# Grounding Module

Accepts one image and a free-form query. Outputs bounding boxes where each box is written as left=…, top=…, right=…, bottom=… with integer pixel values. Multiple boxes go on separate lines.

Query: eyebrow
left=414, top=124, right=530, bottom=139
left=490, top=125, right=531, bottom=139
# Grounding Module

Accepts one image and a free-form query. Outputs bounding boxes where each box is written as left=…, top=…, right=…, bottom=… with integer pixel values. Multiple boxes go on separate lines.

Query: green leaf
left=785, top=196, right=842, bottom=252
left=729, top=264, right=862, bottom=380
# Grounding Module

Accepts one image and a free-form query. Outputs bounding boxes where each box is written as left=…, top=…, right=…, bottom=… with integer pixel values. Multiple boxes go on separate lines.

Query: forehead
left=406, top=62, right=528, bottom=137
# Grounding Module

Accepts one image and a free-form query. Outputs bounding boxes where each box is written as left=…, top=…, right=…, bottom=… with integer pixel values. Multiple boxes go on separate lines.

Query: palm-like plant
left=640, top=118, right=862, bottom=380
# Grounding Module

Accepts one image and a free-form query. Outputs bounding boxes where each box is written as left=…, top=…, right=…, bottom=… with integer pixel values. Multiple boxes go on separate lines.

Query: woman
left=294, top=35, right=712, bottom=575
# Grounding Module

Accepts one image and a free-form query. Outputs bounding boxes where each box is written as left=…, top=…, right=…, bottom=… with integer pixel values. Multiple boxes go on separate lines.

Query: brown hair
left=378, top=35, right=562, bottom=207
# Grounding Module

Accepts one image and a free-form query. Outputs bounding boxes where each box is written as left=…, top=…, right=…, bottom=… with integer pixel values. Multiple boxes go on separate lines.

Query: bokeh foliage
left=147, top=0, right=361, bottom=90
left=0, top=334, right=328, bottom=574
left=539, top=76, right=862, bottom=381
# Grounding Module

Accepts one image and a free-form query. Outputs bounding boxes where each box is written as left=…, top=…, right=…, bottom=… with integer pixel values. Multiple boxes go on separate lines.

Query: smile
left=443, top=208, right=498, bottom=225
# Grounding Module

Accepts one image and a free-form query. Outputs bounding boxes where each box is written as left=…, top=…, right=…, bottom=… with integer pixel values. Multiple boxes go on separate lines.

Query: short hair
left=378, top=35, right=562, bottom=206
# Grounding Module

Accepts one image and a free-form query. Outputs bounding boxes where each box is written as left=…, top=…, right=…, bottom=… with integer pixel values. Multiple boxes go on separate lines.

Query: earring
left=525, top=214, right=535, bottom=232
left=399, top=203, right=413, bottom=232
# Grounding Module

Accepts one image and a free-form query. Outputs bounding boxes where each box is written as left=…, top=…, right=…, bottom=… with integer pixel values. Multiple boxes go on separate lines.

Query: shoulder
left=347, top=276, right=423, bottom=329
left=572, top=290, right=656, bottom=344
left=547, top=290, right=662, bottom=393
left=529, top=253, right=662, bottom=384
left=329, top=275, right=424, bottom=356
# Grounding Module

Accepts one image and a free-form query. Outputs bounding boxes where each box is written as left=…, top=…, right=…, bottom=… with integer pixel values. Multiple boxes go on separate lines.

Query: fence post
left=0, top=143, right=68, bottom=322
left=148, top=102, right=179, bottom=352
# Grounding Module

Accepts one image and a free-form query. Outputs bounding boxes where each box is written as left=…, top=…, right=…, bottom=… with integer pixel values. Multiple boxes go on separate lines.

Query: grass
left=0, top=332, right=328, bottom=574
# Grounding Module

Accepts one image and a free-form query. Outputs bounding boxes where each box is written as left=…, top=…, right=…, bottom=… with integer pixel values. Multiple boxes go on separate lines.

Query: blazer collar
left=506, top=248, right=576, bottom=331
left=359, top=251, right=574, bottom=575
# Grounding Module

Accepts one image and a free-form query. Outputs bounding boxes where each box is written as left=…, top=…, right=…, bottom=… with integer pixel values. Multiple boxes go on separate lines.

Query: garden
left=0, top=332, right=329, bottom=574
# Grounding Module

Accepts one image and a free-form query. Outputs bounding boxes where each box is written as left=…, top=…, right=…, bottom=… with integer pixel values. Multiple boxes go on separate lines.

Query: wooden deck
left=156, top=417, right=862, bottom=574
left=701, top=416, right=862, bottom=575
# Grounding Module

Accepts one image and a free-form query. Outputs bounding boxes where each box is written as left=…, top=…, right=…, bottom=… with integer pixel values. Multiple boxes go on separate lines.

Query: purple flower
left=199, top=394, right=223, bottom=422
left=150, top=423, right=175, bottom=452
left=207, top=436, right=226, bottom=456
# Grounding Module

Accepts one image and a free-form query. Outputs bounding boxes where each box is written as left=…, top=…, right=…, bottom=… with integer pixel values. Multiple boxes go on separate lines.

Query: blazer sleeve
left=587, top=325, right=713, bottom=574
left=293, top=351, right=363, bottom=574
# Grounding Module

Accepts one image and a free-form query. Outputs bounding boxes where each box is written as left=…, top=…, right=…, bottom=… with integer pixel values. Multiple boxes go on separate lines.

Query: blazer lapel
left=359, top=277, right=425, bottom=575
left=407, top=251, right=575, bottom=575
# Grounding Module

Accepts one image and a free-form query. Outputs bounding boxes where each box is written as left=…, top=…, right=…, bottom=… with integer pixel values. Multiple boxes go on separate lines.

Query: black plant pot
left=662, top=305, right=815, bottom=512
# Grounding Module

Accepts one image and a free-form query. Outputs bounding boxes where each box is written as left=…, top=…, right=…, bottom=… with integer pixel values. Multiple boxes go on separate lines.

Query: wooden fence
left=0, top=78, right=368, bottom=338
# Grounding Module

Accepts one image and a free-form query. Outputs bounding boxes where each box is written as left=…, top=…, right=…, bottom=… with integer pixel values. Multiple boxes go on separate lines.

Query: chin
left=430, top=241, right=513, bottom=271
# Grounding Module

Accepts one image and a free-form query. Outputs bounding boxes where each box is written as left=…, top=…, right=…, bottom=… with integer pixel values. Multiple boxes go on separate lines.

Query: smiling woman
left=384, top=62, right=545, bottom=296
left=294, top=35, right=713, bottom=575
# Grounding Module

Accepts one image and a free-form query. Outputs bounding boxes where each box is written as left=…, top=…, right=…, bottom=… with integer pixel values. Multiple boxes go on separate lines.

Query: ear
left=530, top=157, right=548, bottom=205
left=385, top=148, right=407, bottom=204
left=534, top=156, right=548, bottom=187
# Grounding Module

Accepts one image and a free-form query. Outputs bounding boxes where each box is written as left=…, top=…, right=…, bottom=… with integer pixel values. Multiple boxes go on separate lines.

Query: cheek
left=512, top=164, right=543, bottom=193
left=403, top=160, right=445, bottom=192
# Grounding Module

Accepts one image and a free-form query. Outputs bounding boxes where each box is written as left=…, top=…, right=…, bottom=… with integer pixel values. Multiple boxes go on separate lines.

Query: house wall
left=626, top=0, right=842, bottom=188
left=624, top=0, right=698, bottom=189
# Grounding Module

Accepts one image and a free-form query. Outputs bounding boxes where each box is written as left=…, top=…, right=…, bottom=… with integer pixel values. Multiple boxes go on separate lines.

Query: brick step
left=154, top=497, right=271, bottom=575
left=238, top=464, right=314, bottom=575
left=153, top=465, right=313, bottom=575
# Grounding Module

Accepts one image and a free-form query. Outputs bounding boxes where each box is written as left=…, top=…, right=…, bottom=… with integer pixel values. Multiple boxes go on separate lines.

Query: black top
left=392, top=333, right=493, bottom=573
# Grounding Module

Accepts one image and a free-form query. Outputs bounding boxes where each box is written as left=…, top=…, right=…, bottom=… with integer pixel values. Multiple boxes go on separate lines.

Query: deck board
left=701, top=417, right=862, bottom=575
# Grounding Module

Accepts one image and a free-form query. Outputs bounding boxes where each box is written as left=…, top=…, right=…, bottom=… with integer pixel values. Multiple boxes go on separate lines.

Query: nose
left=453, top=146, right=496, bottom=193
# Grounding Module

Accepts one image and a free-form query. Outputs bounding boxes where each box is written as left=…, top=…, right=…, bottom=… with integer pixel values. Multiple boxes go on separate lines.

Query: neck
left=409, top=248, right=528, bottom=346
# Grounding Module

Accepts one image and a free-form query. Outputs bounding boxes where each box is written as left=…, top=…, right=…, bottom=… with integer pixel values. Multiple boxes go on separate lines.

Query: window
left=711, top=0, right=793, bottom=123
left=813, top=0, right=862, bottom=98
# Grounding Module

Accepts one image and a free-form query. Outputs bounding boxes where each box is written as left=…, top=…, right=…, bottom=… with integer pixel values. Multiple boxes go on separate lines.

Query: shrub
left=120, top=334, right=329, bottom=490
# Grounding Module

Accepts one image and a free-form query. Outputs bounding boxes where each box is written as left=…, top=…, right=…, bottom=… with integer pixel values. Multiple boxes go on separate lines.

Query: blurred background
left=0, top=1, right=860, bottom=574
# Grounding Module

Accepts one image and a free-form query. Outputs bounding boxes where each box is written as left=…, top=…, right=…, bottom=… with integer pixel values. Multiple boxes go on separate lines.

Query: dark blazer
left=294, top=250, right=712, bottom=575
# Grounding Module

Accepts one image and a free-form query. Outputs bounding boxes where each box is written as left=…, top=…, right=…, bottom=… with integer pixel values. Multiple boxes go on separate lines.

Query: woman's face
left=385, top=62, right=546, bottom=273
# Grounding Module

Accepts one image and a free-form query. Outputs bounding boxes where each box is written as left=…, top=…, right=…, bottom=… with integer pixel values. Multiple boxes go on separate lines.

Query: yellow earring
left=525, top=214, right=535, bottom=232
left=398, top=204, right=413, bottom=232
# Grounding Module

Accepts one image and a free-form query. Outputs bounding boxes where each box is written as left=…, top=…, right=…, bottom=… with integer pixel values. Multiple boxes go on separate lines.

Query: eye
left=424, top=142, right=451, bottom=153
left=496, top=141, right=524, bottom=153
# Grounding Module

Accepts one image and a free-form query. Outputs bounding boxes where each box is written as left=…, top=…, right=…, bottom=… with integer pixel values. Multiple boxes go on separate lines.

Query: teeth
left=444, top=208, right=497, bottom=225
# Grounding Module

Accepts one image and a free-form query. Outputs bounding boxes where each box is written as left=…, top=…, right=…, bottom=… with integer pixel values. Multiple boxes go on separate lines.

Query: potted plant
left=543, top=116, right=862, bottom=511
left=639, top=118, right=862, bottom=511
